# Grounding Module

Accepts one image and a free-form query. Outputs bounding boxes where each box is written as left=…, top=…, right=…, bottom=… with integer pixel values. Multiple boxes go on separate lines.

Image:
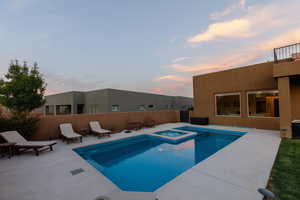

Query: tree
left=0, top=60, right=46, bottom=116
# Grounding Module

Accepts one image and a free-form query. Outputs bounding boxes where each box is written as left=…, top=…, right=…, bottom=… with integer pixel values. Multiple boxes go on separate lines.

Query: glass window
left=77, top=104, right=85, bottom=114
left=248, top=90, right=279, bottom=117
left=56, top=105, right=71, bottom=115
left=45, top=105, right=54, bottom=115
left=111, top=105, right=120, bottom=112
left=148, top=104, right=155, bottom=109
left=215, top=93, right=241, bottom=116
left=138, top=105, right=146, bottom=111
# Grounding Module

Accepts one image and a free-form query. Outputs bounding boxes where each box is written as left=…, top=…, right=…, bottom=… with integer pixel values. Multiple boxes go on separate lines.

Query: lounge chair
left=59, top=123, right=83, bottom=143
left=0, top=131, right=56, bottom=156
left=89, top=121, right=111, bottom=138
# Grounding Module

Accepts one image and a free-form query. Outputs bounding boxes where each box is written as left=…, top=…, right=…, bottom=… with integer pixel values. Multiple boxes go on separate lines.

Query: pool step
left=95, top=189, right=158, bottom=200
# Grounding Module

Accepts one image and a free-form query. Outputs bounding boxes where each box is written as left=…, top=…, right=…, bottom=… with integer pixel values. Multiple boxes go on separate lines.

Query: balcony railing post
left=273, top=43, right=300, bottom=62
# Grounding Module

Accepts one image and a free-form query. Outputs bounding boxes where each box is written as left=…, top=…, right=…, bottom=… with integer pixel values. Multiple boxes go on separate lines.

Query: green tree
left=0, top=60, right=46, bottom=116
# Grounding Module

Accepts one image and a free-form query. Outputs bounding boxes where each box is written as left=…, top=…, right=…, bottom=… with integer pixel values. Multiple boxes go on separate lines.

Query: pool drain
left=94, top=196, right=110, bottom=200
left=70, top=168, right=84, bottom=176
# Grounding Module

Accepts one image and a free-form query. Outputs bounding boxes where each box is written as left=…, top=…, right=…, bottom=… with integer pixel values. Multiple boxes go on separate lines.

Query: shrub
left=0, top=60, right=46, bottom=139
left=0, top=114, right=40, bottom=140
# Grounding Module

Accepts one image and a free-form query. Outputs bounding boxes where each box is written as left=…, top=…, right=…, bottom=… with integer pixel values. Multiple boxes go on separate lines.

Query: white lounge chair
left=89, top=121, right=111, bottom=138
left=0, top=131, right=56, bottom=156
left=59, top=123, right=83, bottom=143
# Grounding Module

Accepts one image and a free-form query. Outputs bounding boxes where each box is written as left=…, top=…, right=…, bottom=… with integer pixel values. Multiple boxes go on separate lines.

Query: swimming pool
left=74, top=127, right=245, bottom=192
left=153, top=130, right=187, bottom=137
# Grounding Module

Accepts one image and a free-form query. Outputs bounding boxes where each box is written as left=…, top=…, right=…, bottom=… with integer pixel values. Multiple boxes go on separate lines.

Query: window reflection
left=248, top=90, right=279, bottom=117
left=215, top=93, right=241, bottom=116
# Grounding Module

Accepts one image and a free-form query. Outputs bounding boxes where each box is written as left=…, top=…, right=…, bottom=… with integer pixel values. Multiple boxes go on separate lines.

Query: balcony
left=274, top=43, right=300, bottom=63
left=273, top=43, right=300, bottom=78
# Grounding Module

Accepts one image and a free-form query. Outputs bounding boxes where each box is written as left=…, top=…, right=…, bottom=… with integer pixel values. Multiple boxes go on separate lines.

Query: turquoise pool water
left=153, top=130, right=187, bottom=137
left=175, top=126, right=246, bottom=136
left=74, top=126, right=246, bottom=192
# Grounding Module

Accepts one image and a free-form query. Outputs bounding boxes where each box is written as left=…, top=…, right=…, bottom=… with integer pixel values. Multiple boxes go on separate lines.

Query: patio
left=0, top=123, right=280, bottom=200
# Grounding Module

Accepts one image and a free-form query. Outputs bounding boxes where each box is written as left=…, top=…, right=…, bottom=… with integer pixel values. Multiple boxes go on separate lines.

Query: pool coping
left=146, top=129, right=197, bottom=143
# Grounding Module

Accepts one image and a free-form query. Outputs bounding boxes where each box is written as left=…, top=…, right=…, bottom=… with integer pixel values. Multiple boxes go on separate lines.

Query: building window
left=111, top=105, right=120, bottom=112
left=77, top=104, right=85, bottom=114
left=148, top=104, right=155, bottom=109
left=56, top=105, right=71, bottom=115
left=138, top=105, right=146, bottom=111
left=88, top=104, right=98, bottom=114
left=247, top=90, right=279, bottom=118
left=45, top=105, right=54, bottom=115
left=215, top=93, right=241, bottom=117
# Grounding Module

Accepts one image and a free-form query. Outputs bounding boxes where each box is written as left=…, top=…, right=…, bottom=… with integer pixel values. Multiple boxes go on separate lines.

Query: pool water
left=175, top=126, right=246, bottom=136
left=153, top=130, right=187, bottom=137
left=74, top=128, right=244, bottom=192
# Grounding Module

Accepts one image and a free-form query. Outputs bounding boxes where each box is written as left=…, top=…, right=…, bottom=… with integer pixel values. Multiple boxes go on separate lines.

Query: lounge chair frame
left=0, top=131, right=56, bottom=156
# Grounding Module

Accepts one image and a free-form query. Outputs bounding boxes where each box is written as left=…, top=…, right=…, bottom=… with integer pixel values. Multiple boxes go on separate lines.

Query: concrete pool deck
left=0, top=123, right=280, bottom=200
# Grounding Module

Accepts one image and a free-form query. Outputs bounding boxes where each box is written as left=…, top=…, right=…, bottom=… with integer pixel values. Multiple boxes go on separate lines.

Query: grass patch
left=268, top=139, right=300, bottom=200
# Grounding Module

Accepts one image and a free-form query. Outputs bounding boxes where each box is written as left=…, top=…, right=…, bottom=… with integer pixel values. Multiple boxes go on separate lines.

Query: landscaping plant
left=0, top=60, right=46, bottom=138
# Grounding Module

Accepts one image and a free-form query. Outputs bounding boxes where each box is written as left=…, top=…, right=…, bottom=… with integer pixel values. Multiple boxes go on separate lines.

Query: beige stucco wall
left=193, top=62, right=280, bottom=130
left=33, top=110, right=180, bottom=140
left=291, top=77, right=300, bottom=120
left=273, top=60, right=300, bottom=77
left=278, top=77, right=292, bottom=138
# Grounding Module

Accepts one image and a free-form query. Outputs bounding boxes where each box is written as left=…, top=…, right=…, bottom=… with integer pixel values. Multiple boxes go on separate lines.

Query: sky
left=1, top=0, right=300, bottom=97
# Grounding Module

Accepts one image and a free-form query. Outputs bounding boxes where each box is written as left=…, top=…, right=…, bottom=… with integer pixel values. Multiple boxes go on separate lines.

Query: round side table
left=0, top=142, right=16, bottom=159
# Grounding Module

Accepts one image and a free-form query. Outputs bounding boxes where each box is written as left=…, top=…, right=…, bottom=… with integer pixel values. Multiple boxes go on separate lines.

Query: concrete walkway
left=0, top=123, right=280, bottom=200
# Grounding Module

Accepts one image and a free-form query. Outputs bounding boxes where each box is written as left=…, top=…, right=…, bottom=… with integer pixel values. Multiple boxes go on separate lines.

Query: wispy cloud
left=44, top=72, right=107, bottom=95
left=171, top=51, right=260, bottom=74
left=150, top=82, right=192, bottom=97
left=177, top=28, right=300, bottom=74
left=188, top=19, right=253, bottom=43
left=210, top=0, right=246, bottom=20
left=188, top=0, right=300, bottom=43
left=152, top=75, right=192, bottom=96
left=259, top=28, right=300, bottom=51
left=172, top=57, right=191, bottom=63
left=155, top=75, right=191, bottom=82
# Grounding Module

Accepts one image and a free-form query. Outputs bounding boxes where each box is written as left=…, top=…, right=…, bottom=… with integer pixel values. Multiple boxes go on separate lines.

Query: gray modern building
left=42, top=88, right=193, bottom=115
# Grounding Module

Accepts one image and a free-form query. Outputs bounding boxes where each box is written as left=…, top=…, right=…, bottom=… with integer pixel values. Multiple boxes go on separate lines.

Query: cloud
left=176, top=28, right=300, bottom=74
left=259, top=28, right=300, bottom=51
left=155, top=75, right=191, bottom=82
left=188, top=0, right=300, bottom=43
left=172, top=57, right=191, bottom=63
left=188, top=19, right=253, bottom=43
left=157, top=1, right=300, bottom=96
left=152, top=75, right=192, bottom=97
left=44, top=72, right=107, bottom=95
left=210, top=0, right=246, bottom=20
left=150, top=82, right=192, bottom=97
left=171, top=51, right=261, bottom=74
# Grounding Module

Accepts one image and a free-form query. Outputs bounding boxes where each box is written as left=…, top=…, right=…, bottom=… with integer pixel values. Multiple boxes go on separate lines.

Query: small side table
left=0, top=143, right=16, bottom=159
left=127, top=121, right=143, bottom=130
left=79, top=128, right=90, bottom=136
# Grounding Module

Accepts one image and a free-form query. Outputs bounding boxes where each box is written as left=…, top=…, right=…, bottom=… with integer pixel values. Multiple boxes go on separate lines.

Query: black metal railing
left=274, top=43, right=300, bottom=62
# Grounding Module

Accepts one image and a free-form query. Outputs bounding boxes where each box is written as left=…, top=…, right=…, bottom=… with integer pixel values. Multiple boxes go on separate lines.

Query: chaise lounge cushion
left=89, top=121, right=111, bottom=134
left=0, top=131, right=56, bottom=147
left=59, top=123, right=82, bottom=139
